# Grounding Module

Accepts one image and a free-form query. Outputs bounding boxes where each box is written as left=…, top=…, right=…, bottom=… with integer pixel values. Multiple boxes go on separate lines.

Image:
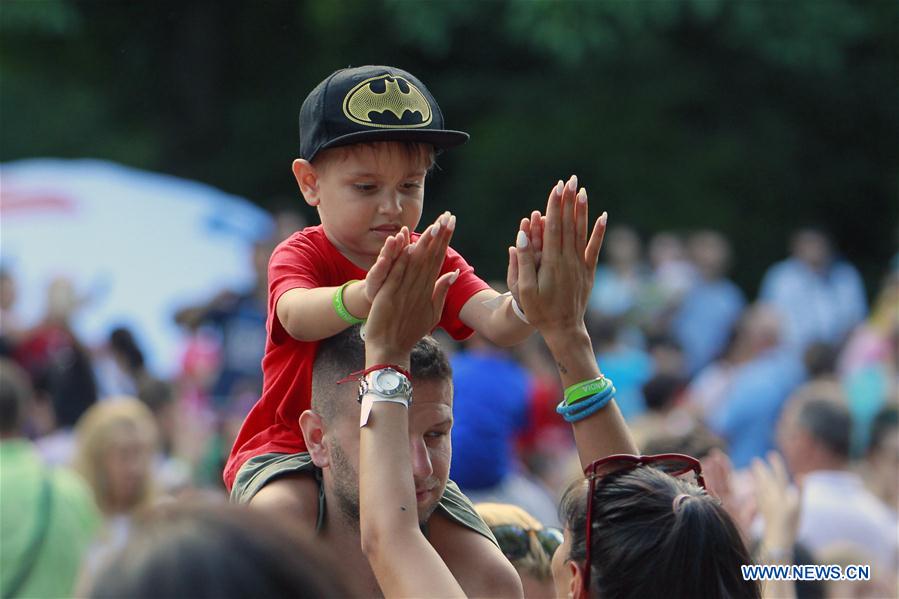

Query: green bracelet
left=564, top=376, right=609, bottom=406
left=333, top=280, right=365, bottom=325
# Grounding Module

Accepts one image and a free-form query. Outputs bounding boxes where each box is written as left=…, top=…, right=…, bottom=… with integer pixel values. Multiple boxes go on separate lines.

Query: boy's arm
left=277, top=226, right=423, bottom=341
left=514, top=176, right=637, bottom=467
left=458, top=289, right=532, bottom=347
left=276, top=283, right=372, bottom=342
left=458, top=185, right=560, bottom=347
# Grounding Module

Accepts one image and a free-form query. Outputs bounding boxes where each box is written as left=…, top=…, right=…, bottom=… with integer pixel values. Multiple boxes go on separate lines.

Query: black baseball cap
left=298, top=65, right=470, bottom=161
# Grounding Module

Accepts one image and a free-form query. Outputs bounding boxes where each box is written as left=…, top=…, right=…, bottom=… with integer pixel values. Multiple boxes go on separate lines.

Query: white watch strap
left=359, top=394, right=410, bottom=428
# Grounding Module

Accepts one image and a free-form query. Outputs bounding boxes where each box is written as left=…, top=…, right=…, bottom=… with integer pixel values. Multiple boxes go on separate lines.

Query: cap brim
left=314, top=128, right=469, bottom=159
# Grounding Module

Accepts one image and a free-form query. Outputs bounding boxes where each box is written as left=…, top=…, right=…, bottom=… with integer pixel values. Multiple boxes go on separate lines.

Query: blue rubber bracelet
left=556, top=387, right=615, bottom=416
left=556, top=389, right=615, bottom=423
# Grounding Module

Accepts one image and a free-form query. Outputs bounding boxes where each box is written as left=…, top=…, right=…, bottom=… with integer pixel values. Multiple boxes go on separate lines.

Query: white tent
left=0, top=158, right=273, bottom=375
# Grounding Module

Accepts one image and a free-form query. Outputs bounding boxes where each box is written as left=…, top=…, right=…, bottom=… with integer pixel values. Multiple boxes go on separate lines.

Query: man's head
left=301, top=326, right=453, bottom=527
left=777, top=395, right=851, bottom=480
left=291, top=66, right=468, bottom=265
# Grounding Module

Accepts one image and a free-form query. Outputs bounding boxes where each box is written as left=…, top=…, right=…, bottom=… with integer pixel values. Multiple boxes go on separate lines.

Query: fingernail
left=555, top=180, right=564, bottom=196
left=578, top=188, right=587, bottom=204
left=516, top=230, right=528, bottom=249
left=448, top=215, right=456, bottom=230
left=567, top=176, right=576, bottom=192
left=429, top=224, right=440, bottom=237
left=600, top=211, right=608, bottom=225
left=449, top=269, right=460, bottom=283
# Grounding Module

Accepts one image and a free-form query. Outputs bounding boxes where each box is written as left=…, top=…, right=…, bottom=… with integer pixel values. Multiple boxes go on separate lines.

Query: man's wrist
left=364, top=346, right=411, bottom=371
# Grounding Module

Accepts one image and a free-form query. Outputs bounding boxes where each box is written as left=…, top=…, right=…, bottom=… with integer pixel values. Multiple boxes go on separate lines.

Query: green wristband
left=333, top=280, right=365, bottom=325
left=564, top=376, right=609, bottom=406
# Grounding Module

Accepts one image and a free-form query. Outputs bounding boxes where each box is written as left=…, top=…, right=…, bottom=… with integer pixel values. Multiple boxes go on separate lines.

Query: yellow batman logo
left=342, top=74, right=433, bottom=128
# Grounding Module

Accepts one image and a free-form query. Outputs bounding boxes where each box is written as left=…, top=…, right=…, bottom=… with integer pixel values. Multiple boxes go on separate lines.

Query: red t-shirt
left=224, top=225, right=490, bottom=489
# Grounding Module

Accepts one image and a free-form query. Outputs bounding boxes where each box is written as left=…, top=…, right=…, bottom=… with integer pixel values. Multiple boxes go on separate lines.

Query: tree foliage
left=2, top=0, right=896, bottom=292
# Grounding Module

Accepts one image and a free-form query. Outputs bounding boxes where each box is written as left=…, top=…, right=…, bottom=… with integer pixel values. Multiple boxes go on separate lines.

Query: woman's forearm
left=543, top=326, right=638, bottom=467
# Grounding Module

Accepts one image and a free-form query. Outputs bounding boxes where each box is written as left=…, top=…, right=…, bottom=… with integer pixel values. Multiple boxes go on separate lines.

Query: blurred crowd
left=1, top=221, right=896, bottom=597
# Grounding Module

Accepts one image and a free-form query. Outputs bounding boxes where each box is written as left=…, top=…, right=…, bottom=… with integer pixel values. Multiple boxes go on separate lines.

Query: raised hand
left=507, top=192, right=550, bottom=306
left=752, top=451, right=801, bottom=555
left=512, top=175, right=607, bottom=336
left=365, top=213, right=459, bottom=358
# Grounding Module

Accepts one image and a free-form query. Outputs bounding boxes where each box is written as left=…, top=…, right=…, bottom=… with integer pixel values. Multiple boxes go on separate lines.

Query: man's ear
left=292, top=159, right=320, bottom=207
left=569, top=561, right=587, bottom=599
left=299, top=410, right=330, bottom=468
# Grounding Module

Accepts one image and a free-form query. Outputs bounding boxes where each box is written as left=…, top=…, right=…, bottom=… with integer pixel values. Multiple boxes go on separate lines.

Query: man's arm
left=514, top=176, right=638, bottom=467
left=358, top=217, right=468, bottom=598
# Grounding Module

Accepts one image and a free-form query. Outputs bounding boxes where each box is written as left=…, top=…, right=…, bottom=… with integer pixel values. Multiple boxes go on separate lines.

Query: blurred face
left=792, top=231, right=831, bottom=271
left=606, top=227, right=641, bottom=267
left=103, top=424, right=154, bottom=512
left=296, top=142, right=430, bottom=267
left=327, top=377, right=453, bottom=525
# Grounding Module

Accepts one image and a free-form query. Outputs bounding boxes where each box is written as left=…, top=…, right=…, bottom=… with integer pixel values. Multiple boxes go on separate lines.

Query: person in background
left=838, top=268, right=899, bottom=452
left=74, top=398, right=160, bottom=579
left=0, top=359, right=101, bottom=599
left=629, top=373, right=694, bottom=448
left=672, top=230, right=746, bottom=375
left=777, top=395, right=897, bottom=584
left=174, top=240, right=273, bottom=410
left=587, top=315, right=653, bottom=421
left=450, top=329, right=558, bottom=526
left=476, top=502, right=562, bottom=599
left=588, top=225, right=649, bottom=327
left=16, top=277, right=98, bottom=463
left=760, top=228, right=866, bottom=351
left=0, top=267, right=25, bottom=357
left=85, top=502, right=352, bottom=598
left=644, top=232, right=697, bottom=331
left=862, top=405, right=898, bottom=517
left=707, top=303, right=805, bottom=468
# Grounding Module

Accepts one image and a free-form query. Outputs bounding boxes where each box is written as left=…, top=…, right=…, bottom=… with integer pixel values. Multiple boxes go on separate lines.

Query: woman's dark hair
left=560, top=467, right=760, bottom=599
left=87, top=501, right=353, bottom=599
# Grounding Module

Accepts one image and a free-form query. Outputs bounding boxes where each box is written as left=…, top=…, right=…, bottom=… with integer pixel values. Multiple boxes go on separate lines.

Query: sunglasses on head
left=581, top=453, right=706, bottom=594
left=491, top=525, right=564, bottom=562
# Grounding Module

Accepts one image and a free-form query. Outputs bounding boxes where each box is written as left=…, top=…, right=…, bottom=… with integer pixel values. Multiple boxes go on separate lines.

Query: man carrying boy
left=225, top=66, right=535, bottom=596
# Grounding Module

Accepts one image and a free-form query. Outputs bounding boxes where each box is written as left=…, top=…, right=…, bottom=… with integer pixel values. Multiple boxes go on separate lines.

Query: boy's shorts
left=231, top=452, right=498, bottom=547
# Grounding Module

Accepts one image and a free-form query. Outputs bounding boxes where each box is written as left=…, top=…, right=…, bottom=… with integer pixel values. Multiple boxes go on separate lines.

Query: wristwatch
left=358, top=367, right=413, bottom=404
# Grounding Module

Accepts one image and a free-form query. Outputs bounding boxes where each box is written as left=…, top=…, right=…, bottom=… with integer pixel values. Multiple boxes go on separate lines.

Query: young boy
left=225, top=66, right=534, bottom=596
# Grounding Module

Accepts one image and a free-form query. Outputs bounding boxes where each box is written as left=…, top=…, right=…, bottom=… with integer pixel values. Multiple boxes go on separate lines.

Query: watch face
left=376, top=370, right=402, bottom=393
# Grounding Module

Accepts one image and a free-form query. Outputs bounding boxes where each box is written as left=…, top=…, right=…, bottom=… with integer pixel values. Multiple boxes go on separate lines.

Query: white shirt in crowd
left=797, top=470, right=898, bottom=575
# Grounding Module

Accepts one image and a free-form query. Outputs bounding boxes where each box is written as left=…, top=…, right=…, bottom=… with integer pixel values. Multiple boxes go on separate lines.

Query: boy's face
left=294, top=142, right=431, bottom=266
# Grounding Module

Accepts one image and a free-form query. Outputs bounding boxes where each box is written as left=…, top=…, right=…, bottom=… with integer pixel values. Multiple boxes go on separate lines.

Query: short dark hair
left=559, top=467, right=759, bottom=599
left=641, top=374, right=685, bottom=412
left=88, top=501, right=352, bottom=598
left=0, top=359, right=32, bottom=435
left=797, top=398, right=851, bottom=459
left=311, top=326, right=451, bottom=424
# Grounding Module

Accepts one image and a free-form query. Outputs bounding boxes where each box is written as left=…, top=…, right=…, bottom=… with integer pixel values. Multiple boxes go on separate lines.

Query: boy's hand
left=365, top=214, right=459, bottom=359
left=362, top=212, right=451, bottom=305
left=512, top=175, right=607, bottom=339
left=506, top=186, right=553, bottom=305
